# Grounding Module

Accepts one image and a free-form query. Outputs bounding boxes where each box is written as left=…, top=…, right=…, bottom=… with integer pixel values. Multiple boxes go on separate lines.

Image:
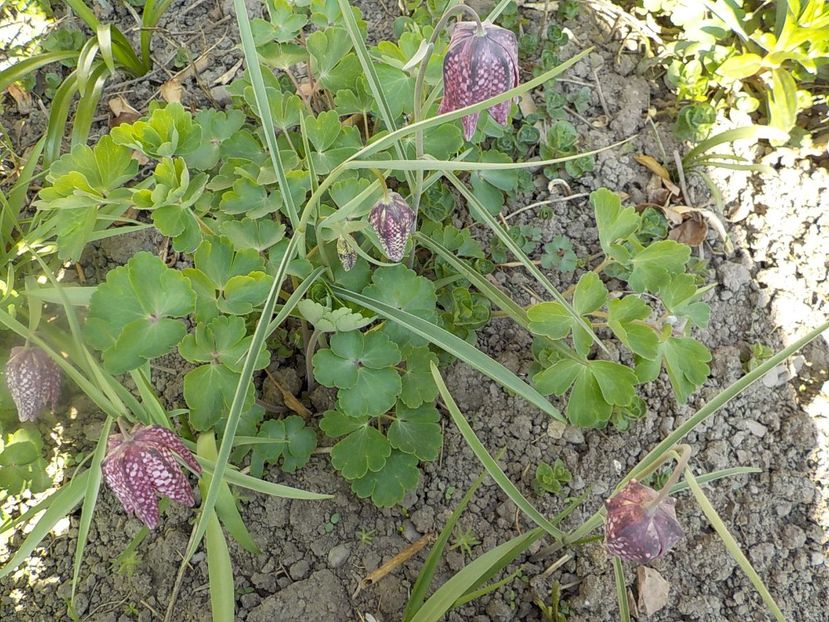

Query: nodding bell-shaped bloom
left=439, top=21, right=519, bottom=140
left=368, top=191, right=416, bottom=262
left=4, top=346, right=61, bottom=422
left=337, top=236, right=357, bottom=272
left=102, top=425, right=202, bottom=529
left=604, top=480, right=683, bottom=565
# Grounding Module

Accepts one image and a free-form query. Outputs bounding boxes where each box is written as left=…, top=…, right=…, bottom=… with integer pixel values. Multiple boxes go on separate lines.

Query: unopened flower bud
left=368, top=191, right=415, bottom=262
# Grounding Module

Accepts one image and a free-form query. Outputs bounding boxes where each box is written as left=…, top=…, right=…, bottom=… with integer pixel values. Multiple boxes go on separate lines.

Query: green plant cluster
left=529, top=189, right=712, bottom=427
left=638, top=0, right=829, bottom=141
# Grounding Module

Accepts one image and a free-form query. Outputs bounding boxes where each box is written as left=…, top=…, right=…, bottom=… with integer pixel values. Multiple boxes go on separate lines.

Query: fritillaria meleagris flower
left=337, top=236, right=357, bottom=271
left=4, top=346, right=61, bottom=422
left=604, top=479, right=683, bottom=564
left=102, top=425, right=202, bottom=529
left=368, top=191, right=416, bottom=262
left=439, top=21, right=519, bottom=140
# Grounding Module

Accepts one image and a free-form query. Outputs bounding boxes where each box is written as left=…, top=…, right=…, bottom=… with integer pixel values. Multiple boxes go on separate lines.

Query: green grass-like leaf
left=684, top=469, right=785, bottom=621
left=410, top=528, right=545, bottom=622
left=404, top=469, right=489, bottom=621
left=333, top=286, right=563, bottom=421
left=431, top=362, right=564, bottom=539
left=612, top=557, right=631, bottom=622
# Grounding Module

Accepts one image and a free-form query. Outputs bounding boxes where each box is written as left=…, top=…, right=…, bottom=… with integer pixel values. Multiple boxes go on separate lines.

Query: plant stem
left=652, top=444, right=691, bottom=508
left=305, top=330, right=320, bottom=391
left=409, top=3, right=484, bottom=268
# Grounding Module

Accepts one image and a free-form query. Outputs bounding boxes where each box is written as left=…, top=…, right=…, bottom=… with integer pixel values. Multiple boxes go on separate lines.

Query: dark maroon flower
left=4, top=346, right=61, bottom=422
left=102, top=425, right=202, bottom=529
left=337, top=236, right=357, bottom=271
left=604, top=479, right=683, bottom=564
left=439, top=21, right=519, bottom=140
left=368, top=191, right=416, bottom=262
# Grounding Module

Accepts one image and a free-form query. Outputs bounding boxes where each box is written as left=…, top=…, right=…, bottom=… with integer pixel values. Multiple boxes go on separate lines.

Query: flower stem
left=409, top=3, right=484, bottom=268
left=652, top=444, right=692, bottom=508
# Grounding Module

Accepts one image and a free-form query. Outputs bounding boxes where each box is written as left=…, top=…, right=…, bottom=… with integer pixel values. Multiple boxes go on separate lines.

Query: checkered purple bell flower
left=438, top=21, right=519, bottom=140
left=4, top=346, right=61, bottom=422
left=369, top=191, right=416, bottom=263
left=604, top=479, right=683, bottom=564
left=102, top=425, right=202, bottom=529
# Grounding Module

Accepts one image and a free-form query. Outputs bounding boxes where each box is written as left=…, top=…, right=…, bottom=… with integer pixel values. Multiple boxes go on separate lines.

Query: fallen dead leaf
left=212, top=58, right=244, bottom=86
left=353, top=533, right=434, bottom=598
left=635, top=154, right=681, bottom=196
left=636, top=566, right=670, bottom=616
left=7, top=84, right=32, bottom=114
left=265, top=368, right=312, bottom=418
left=175, top=53, right=212, bottom=81
left=160, top=78, right=183, bottom=103
left=669, top=212, right=708, bottom=246
left=108, top=96, right=141, bottom=127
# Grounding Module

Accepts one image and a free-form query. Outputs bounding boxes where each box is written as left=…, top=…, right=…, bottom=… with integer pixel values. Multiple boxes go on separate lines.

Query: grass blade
left=410, top=528, right=544, bottom=622
left=71, top=62, right=109, bottom=148
left=684, top=469, right=786, bottom=622
left=142, top=0, right=174, bottom=71
left=414, top=232, right=528, bottom=326
left=198, top=459, right=331, bottom=500
left=332, top=286, right=563, bottom=421
left=612, top=557, right=631, bottom=622
left=44, top=71, right=80, bottom=164
left=0, top=470, right=90, bottom=579
left=624, top=319, right=829, bottom=486
left=266, top=266, right=325, bottom=338
left=182, top=231, right=302, bottom=562
left=206, top=512, right=235, bottom=622
left=232, top=0, right=299, bottom=233
left=431, top=362, right=564, bottom=538
left=71, top=417, right=112, bottom=604
left=682, top=126, right=788, bottom=169
left=336, top=0, right=414, bottom=190
left=443, top=171, right=606, bottom=353
left=404, top=469, right=489, bottom=621
left=349, top=137, right=632, bottom=172
left=0, top=52, right=78, bottom=92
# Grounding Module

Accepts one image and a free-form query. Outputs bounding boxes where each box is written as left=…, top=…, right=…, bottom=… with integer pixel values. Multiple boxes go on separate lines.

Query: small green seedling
left=449, top=526, right=481, bottom=559
left=356, top=527, right=375, bottom=544
left=533, top=458, right=572, bottom=495
left=323, top=513, right=341, bottom=534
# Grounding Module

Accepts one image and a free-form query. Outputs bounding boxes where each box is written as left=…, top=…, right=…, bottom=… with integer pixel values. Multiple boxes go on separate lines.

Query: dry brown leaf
left=213, top=58, right=244, bottom=86
left=176, top=54, right=211, bottom=81
left=634, top=154, right=670, bottom=181
left=669, top=212, right=708, bottom=246
left=635, top=154, right=681, bottom=196
left=636, top=566, right=670, bottom=616
left=108, top=96, right=141, bottom=127
left=591, top=114, right=610, bottom=128
left=353, top=533, right=434, bottom=597
left=7, top=84, right=33, bottom=114
left=160, top=79, right=183, bottom=103
left=297, top=81, right=317, bottom=99
left=264, top=369, right=312, bottom=418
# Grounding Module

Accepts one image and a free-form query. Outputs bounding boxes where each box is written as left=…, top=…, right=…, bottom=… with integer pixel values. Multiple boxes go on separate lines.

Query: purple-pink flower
left=4, top=346, right=61, bottom=422
left=369, top=191, right=416, bottom=262
left=102, top=425, right=201, bottom=529
left=604, top=479, right=683, bottom=564
left=439, top=21, right=519, bottom=140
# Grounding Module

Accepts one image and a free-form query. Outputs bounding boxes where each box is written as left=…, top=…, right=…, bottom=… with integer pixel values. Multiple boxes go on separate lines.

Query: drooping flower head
left=439, top=21, right=519, bottom=140
left=102, top=425, right=202, bottom=529
left=368, top=191, right=416, bottom=262
left=604, top=479, right=683, bottom=564
left=4, top=346, right=61, bottom=422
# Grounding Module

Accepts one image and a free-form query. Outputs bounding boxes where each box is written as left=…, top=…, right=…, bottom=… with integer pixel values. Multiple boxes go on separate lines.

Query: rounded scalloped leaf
left=350, top=450, right=419, bottom=508
left=86, top=252, right=195, bottom=373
